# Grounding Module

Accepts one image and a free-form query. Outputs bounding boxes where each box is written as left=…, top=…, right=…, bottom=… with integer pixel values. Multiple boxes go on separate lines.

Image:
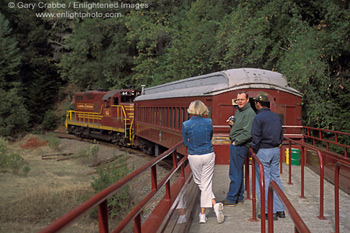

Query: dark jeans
left=226, top=144, right=248, bottom=203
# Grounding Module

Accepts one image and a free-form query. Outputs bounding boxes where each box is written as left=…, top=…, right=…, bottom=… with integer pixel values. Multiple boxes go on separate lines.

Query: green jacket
left=229, top=103, right=256, bottom=147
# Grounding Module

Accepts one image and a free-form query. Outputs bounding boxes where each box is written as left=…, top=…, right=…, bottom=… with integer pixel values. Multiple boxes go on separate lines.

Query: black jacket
left=251, top=108, right=283, bottom=153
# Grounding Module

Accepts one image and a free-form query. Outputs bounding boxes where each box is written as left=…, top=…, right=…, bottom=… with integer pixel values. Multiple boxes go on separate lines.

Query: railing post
left=300, top=146, right=305, bottom=199
left=316, top=150, right=326, bottom=220
left=267, top=184, right=274, bottom=233
left=98, top=200, right=109, bottom=233
left=335, top=163, right=341, bottom=233
left=248, top=155, right=258, bottom=222
left=172, top=151, right=178, bottom=168
left=134, top=214, right=141, bottom=233
left=259, top=164, right=266, bottom=233
left=288, top=142, right=293, bottom=185
left=151, top=166, right=157, bottom=191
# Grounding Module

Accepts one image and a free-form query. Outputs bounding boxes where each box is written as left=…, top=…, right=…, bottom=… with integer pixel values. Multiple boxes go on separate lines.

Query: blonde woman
left=182, top=100, right=224, bottom=224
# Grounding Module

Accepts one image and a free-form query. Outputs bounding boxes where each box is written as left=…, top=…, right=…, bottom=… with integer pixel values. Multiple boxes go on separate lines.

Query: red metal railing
left=248, top=148, right=266, bottom=232
left=39, top=141, right=188, bottom=233
left=302, top=126, right=350, bottom=157
left=334, top=161, right=350, bottom=233
left=267, top=181, right=311, bottom=233
left=284, top=137, right=326, bottom=220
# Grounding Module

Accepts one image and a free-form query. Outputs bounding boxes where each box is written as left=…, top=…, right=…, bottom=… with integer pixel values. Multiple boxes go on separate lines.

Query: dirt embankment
left=0, top=134, right=169, bottom=233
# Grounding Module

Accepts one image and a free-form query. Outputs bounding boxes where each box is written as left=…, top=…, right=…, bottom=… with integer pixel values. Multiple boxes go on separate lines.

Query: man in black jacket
left=251, top=92, right=285, bottom=220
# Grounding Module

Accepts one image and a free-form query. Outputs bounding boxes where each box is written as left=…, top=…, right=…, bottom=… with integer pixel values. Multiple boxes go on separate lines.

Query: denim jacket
left=182, top=116, right=214, bottom=155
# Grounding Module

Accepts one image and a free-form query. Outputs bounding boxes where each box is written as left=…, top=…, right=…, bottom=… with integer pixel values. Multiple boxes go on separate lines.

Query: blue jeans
left=226, top=144, right=248, bottom=203
left=255, top=148, right=284, bottom=213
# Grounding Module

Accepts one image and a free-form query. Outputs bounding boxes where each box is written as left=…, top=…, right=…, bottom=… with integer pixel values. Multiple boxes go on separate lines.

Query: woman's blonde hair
left=187, top=100, right=209, bottom=116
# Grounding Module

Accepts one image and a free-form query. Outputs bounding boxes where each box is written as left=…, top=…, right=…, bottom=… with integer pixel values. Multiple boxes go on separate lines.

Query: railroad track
left=53, top=131, right=174, bottom=169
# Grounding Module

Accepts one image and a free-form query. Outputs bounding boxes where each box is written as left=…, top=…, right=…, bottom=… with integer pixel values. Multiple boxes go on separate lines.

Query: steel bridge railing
left=284, top=137, right=326, bottom=220
left=267, top=181, right=311, bottom=233
left=334, top=161, right=350, bottom=233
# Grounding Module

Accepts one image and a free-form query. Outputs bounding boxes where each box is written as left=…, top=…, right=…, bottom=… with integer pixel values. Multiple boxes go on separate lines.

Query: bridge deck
left=187, top=164, right=350, bottom=233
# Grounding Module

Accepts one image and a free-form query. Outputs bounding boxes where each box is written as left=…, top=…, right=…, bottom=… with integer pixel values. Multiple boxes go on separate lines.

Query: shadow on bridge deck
left=187, top=164, right=350, bottom=233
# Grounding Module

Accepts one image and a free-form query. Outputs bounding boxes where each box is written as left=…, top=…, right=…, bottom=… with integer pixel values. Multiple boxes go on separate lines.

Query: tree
left=165, top=0, right=233, bottom=82
left=0, top=88, right=30, bottom=138
left=58, top=17, right=134, bottom=90
left=0, top=13, right=21, bottom=89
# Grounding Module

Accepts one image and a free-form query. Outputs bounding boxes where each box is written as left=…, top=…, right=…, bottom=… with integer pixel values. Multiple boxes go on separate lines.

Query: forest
left=1, top=0, right=349, bottom=140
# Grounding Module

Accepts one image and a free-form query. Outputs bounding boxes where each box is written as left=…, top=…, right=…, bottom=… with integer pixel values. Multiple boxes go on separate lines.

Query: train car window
left=180, top=108, right=184, bottom=129
left=169, top=108, right=172, bottom=128
left=176, top=108, right=180, bottom=129
left=164, top=108, right=168, bottom=127
left=113, top=97, right=119, bottom=105
left=105, top=100, right=110, bottom=108
left=173, top=108, right=176, bottom=129
left=121, top=96, right=131, bottom=103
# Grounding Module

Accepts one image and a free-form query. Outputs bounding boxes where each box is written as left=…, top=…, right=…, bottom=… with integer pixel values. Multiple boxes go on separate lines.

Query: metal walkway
left=188, top=164, right=350, bottom=233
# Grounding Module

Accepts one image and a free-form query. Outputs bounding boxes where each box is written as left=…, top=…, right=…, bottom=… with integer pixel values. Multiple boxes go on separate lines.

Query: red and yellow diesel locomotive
left=66, top=68, right=303, bottom=164
left=66, top=88, right=139, bottom=146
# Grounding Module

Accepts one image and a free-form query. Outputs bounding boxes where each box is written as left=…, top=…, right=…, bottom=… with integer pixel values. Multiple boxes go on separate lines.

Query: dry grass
left=0, top=135, right=105, bottom=232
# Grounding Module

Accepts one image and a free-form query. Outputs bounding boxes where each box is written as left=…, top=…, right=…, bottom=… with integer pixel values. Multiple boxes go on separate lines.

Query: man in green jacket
left=222, top=91, right=256, bottom=206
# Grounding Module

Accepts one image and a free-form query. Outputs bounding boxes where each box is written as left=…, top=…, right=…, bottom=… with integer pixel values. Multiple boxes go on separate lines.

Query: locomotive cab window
left=105, top=99, right=110, bottom=108
left=113, top=97, right=119, bottom=105
left=121, top=96, right=133, bottom=103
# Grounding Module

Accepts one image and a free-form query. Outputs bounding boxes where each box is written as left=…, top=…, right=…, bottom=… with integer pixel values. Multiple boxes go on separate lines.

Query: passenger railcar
left=134, top=68, right=303, bottom=164
left=66, top=89, right=139, bottom=146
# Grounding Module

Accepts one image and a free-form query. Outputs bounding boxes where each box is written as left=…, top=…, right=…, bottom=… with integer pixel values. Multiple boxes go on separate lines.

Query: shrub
left=90, top=154, right=131, bottom=220
left=45, top=133, right=60, bottom=150
left=76, top=141, right=99, bottom=165
left=7, top=152, right=25, bottom=174
left=41, top=110, right=58, bottom=131
left=0, top=137, right=30, bottom=176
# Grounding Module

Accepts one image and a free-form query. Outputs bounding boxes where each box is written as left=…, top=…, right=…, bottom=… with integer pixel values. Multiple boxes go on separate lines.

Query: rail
left=284, top=137, right=326, bottom=220
left=248, top=148, right=266, bottom=232
left=267, top=181, right=311, bottom=233
left=66, top=105, right=135, bottom=143
left=39, top=141, right=187, bottom=233
left=302, top=126, right=350, bottom=157
left=334, top=161, right=350, bottom=233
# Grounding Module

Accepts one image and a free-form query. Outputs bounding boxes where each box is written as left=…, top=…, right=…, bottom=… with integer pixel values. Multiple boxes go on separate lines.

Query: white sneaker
left=214, top=203, right=224, bottom=224
left=177, top=215, right=186, bottom=224
left=199, top=213, right=207, bottom=224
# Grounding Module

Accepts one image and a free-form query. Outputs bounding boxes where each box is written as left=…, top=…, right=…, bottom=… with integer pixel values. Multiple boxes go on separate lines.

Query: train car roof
left=135, top=68, right=302, bottom=101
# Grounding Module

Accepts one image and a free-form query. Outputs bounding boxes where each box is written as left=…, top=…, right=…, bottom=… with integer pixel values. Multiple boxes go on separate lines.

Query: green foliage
left=0, top=89, right=30, bottom=138
left=90, top=154, right=131, bottom=219
left=0, top=137, right=30, bottom=176
left=58, top=17, right=133, bottom=89
left=45, top=133, right=60, bottom=150
left=76, top=141, right=99, bottom=164
left=41, top=110, right=59, bottom=131
left=166, top=0, right=232, bottom=81
left=0, top=12, right=21, bottom=89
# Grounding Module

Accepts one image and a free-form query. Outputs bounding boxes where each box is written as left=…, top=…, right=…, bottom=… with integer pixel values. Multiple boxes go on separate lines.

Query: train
left=66, top=68, right=303, bottom=164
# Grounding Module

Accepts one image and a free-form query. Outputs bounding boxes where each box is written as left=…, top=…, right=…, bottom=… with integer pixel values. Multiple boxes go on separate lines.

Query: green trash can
left=291, top=148, right=301, bottom=166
